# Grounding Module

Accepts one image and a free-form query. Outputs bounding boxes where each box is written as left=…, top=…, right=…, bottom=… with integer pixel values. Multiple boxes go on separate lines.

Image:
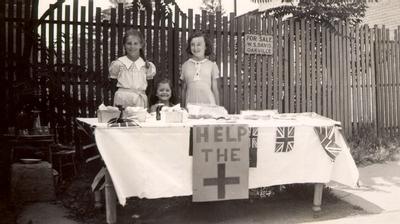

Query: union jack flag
left=275, top=127, right=295, bottom=153
left=314, top=126, right=342, bottom=162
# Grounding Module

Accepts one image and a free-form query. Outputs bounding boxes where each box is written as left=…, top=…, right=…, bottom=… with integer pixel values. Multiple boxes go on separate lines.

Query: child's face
left=156, top=83, right=172, bottom=102
left=190, top=36, right=206, bottom=59
left=124, top=35, right=142, bottom=59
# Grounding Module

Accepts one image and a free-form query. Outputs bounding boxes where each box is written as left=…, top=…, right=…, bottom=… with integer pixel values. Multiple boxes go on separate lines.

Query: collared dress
left=109, top=56, right=156, bottom=108
left=180, top=58, right=219, bottom=106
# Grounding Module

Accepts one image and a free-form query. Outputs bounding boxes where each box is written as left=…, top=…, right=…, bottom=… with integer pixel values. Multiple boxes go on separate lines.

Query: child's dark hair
left=149, top=78, right=177, bottom=107
left=186, top=31, right=213, bottom=57
left=123, top=29, right=149, bottom=67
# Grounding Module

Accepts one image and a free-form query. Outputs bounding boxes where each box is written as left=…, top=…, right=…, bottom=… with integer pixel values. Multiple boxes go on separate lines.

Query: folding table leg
left=313, top=183, right=324, bottom=217
left=105, top=169, right=117, bottom=224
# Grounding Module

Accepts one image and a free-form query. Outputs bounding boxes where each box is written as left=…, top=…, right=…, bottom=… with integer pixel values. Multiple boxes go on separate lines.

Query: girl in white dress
left=109, top=29, right=156, bottom=108
left=180, top=32, right=220, bottom=107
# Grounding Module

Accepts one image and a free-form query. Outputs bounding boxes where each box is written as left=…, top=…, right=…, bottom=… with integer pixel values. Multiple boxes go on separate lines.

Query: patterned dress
left=109, top=56, right=156, bottom=108
left=180, top=58, right=219, bottom=106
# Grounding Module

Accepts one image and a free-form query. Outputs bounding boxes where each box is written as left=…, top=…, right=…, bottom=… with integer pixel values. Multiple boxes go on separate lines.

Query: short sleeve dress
left=180, top=58, right=219, bottom=106
left=109, top=56, right=156, bottom=108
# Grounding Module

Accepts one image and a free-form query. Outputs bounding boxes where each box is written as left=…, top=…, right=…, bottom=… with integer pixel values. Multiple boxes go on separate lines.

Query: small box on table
left=97, top=110, right=121, bottom=123
left=164, top=111, right=183, bottom=123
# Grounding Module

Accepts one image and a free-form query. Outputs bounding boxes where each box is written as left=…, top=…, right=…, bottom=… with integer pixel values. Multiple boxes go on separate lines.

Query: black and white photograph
left=1, top=0, right=400, bottom=223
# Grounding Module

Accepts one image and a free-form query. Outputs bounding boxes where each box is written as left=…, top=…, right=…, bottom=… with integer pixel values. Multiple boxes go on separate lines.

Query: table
left=78, top=113, right=359, bottom=224
left=2, top=134, right=55, bottom=163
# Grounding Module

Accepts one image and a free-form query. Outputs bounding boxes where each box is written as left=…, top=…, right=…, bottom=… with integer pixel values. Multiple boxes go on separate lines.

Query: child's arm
left=181, top=81, right=187, bottom=107
left=211, top=78, right=220, bottom=105
left=108, top=60, right=120, bottom=103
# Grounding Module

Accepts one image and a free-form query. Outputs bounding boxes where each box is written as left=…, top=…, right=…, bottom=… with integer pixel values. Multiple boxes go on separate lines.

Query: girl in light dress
left=180, top=31, right=220, bottom=107
left=109, top=29, right=156, bottom=108
left=149, top=78, right=177, bottom=113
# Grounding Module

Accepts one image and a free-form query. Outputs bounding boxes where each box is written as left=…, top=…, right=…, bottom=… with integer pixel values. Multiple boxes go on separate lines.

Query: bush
left=347, top=123, right=400, bottom=166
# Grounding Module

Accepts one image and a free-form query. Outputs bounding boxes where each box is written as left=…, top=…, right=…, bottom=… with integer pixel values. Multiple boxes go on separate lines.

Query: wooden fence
left=1, top=0, right=400, bottom=142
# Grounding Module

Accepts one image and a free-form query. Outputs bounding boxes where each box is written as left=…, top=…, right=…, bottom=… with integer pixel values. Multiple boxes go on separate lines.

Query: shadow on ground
left=73, top=185, right=368, bottom=224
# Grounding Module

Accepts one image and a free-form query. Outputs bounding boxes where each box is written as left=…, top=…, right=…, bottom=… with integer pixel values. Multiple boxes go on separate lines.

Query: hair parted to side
left=186, top=31, right=213, bottom=57
left=123, top=29, right=147, bottom=61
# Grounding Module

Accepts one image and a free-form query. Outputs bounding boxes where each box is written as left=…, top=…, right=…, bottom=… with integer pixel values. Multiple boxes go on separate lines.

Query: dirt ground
left=60, top=172, right=368, bottom=224
left=0, top=160, right=369, bottom=224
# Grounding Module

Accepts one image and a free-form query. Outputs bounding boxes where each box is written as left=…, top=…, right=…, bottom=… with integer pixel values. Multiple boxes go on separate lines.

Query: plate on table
left=20, top=158, right=42, bottom=164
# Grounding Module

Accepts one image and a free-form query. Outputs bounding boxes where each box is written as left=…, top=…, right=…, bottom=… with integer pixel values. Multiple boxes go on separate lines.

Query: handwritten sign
left=192, top=124, right=249, bottom=202
left=245, top=34, right=273, bottom=55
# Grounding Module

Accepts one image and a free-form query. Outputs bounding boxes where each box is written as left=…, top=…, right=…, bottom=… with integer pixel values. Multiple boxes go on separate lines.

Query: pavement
left=15, top=160, right=400, bottom=224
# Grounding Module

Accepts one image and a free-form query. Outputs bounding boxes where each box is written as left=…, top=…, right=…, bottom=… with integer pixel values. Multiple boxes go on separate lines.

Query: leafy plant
left=347, top=123, right=400, bottom=166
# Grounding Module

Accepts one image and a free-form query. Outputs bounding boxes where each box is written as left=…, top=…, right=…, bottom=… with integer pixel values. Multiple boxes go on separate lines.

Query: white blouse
left=109, top=56, right=156, bottom=91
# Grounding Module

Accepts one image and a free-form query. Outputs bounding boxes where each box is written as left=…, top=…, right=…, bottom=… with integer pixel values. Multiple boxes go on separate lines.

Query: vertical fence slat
left=345, top=22, right=351, bottom=135
left=222, top=16, right=228, bottom=108
left=229, top=13, right=235, bottom=113
left=159, top=12, right=166, bottom=76
left=256, top=16, right=262, bottom=110
left=306, top=20, right=312, bottom=112
left=87, top=0, right=94, bottom=117
left=180, top=11, right=186, bottom=89
left=332, top=24, right=338, bottom=122
left=310, top=20, right=316, bottom=113
left=381, top=27, right=387, bottom=132
left=64, top=5, right=71, bottom=124
left=321, top=25, right=327, bottom=117
left=173, top=5, right=180, bottom=92
left=300, top=19, right=306, bottom=112
left=236, top=17, right=243, bottom=112
left=95, top=7, right=102, bottom=108
left=56, top=2, right=64, bottom=125
left=283, top=20, right=289, bottom=112
left=396, top=28, right=400, bottom=132
left=338, top=22, right=345, bottom=129
left=326, top=26, right=332, bottom=119
left=316, top=23, right=322, bottom=115
left=72, top=0, right=79, bottom=115
left=277, top=18, right=283, bottom=112
left=273, top=18, right=279, bottom=111
left=261, top=17, right=268, bottom=110
left=48, top=5, right=55, bottom=123
left=360, top=24, right=366, bottom=125
left=375, top=26, right=382, bottom=131
left=167, top=13, right=173, bottom=85
left=249, top=18, right=256, bottom=110
left=389, top=35, right=395, bottom=133
left=295, top=20, right=301, bottom=112
left=117, top=3, right=124, bottom=60
left=289, top=19, right=295, bottom=112
left=267, top=17, right=273, bottom=110
left=387, top=29, right=394, bottom=134
left=243, top=17, right=249, bottom=110
left=364, top=25, right=371, bottom=125
left=80, top=6, right=87, bottom=117
left=370, top=26, right=377, bottom=131
left=102, top=20, right=110, bottom=105
left=153, top=7, right=160, bottom=78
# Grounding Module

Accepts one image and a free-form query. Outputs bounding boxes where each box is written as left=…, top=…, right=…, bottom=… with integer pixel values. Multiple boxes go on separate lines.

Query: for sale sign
left=192, top=124, right=249, bottom=202
left=245, top=34, right=273, bottom=55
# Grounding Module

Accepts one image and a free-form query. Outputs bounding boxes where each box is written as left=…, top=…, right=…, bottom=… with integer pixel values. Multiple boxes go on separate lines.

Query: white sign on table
left=192, top=124, right=249, bottom=202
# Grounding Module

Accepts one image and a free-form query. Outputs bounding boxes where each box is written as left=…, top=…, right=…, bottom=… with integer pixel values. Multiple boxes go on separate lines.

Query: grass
left=347, top=124, right=400, bottom=166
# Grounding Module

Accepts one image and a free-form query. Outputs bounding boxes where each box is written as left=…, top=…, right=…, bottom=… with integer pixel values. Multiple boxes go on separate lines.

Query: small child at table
left=149, top=78, right=177, bottom=113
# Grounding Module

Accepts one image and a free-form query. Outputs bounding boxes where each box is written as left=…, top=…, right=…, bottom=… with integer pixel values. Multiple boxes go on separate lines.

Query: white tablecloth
left=78, top=114, right=359, bottom=206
